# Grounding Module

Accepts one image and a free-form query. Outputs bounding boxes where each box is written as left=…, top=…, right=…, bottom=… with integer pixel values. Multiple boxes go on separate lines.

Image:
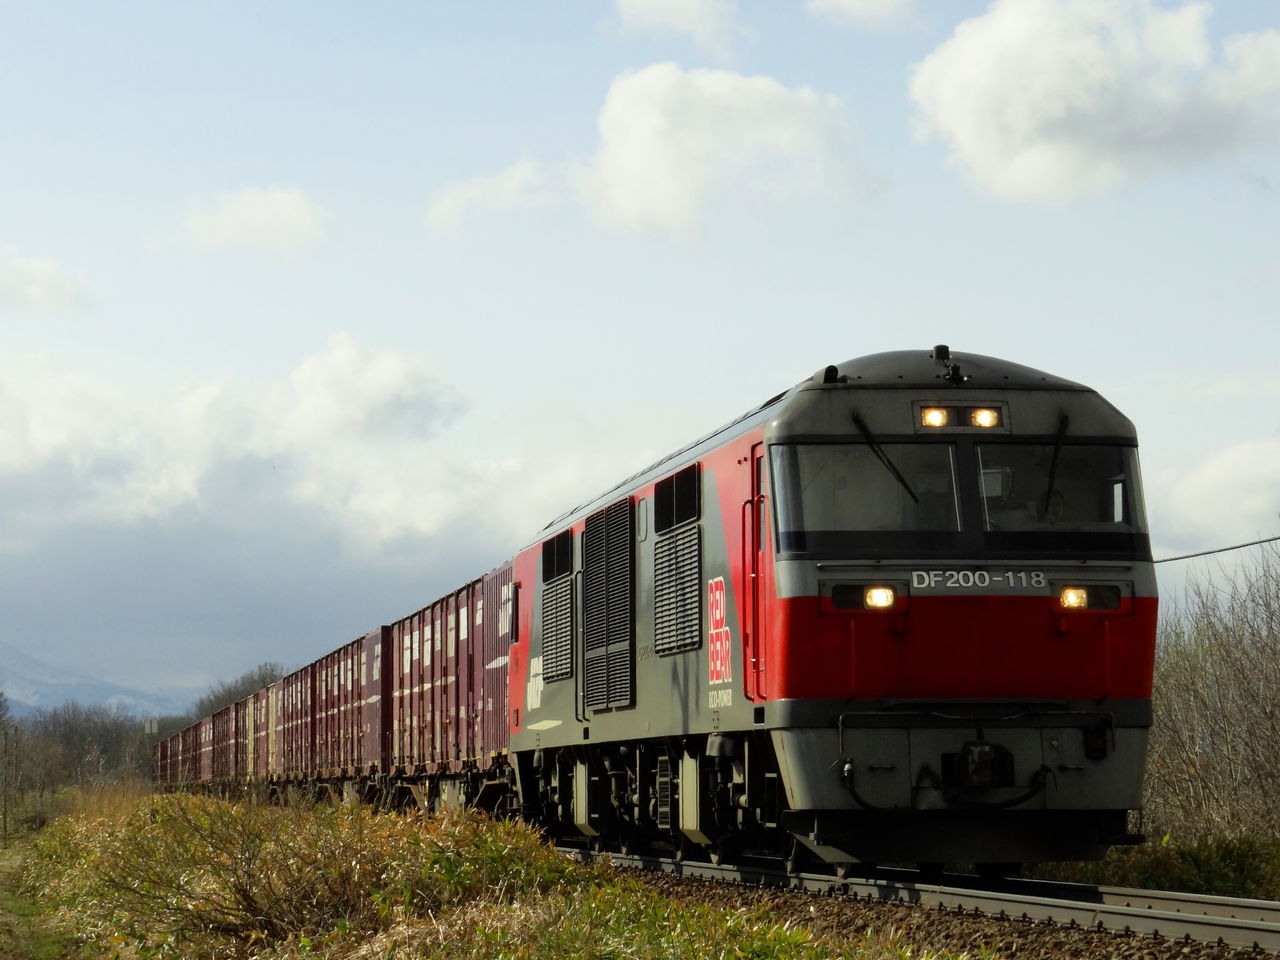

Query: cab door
left=743, top=443, right=768, bottom=701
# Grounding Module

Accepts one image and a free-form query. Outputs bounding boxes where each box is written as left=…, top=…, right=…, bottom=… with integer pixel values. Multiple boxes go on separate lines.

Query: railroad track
left=563, top=848, right=1280, bottom=953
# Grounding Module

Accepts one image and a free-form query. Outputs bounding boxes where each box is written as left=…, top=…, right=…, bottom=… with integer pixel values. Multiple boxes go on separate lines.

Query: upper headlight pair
left=921, top=406, right=1001, bottom=429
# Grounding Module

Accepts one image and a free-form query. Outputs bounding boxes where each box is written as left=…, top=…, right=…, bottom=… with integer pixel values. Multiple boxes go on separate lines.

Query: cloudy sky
left=3, top=0, right=1278, bottom=699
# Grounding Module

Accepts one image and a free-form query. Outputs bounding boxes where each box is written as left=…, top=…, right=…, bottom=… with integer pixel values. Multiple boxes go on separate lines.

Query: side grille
left=541, top=577, right=573, bottom=682
left=656, top=754, right=673, bottom=830
left=583, top=498, right=635, bottom=710
left=654, top=524, right=702, bottom=655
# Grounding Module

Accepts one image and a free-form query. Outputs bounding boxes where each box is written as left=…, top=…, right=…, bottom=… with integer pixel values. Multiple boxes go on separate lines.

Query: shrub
left=24, top=793, right=971, bottom=960
left=1145, top=550, right=1280, bottom=842
left=1036, top=834, right=1280, bottom=900
left=25, top=794, right=593, bottom=958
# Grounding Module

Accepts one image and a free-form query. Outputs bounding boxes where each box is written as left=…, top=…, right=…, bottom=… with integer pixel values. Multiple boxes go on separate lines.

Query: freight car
left=156, top=346, right=1156, bottom=872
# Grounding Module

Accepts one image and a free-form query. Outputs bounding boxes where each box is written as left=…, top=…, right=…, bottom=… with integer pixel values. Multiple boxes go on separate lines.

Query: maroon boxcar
left=316, top=637, right=362, bottom=778
left=211, top=704, right=233, bottom=782
left=480, top=563, right=514, bottom=770
left=253, top=686, right=272, bottom=781
left=179, top=723, right=198, bottom=783
left=234, top=695, right=251, bottom=781
left=198, top=716, right=213, bottom=782
left=358, top=627, right=391, bottom=776
left=280, top=666, right=315, bottom=780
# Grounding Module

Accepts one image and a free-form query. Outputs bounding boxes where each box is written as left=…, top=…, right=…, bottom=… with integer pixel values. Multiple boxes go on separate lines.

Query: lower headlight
left=1060, top=587, right=1089, bottom=609
left=864, top=586, right=897, bottom=609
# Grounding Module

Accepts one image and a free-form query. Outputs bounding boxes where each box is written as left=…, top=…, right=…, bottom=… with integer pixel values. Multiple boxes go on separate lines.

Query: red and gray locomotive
left=156, top=346, right=1156, bottom=871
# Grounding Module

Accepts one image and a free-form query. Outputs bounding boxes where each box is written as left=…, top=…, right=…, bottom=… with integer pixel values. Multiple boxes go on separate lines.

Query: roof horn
left=933, top=344, right=964, bottom=385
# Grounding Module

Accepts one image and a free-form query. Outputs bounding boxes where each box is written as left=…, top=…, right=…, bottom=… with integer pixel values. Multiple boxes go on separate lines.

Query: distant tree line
left=0, top=662, right=286, bottom=832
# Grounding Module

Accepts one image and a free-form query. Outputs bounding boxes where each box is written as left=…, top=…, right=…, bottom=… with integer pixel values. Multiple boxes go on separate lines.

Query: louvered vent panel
left=604, top=500, right=634, bottom=707
left=656, top=754, right=673, bottom=830
left=606, top=647, right=632, bottom=706
left=606, top=502, right=632, bottom=643
left=583, top=498, right=635, bottom=710
left=541, top=577, right=573, bottom=682
left=583, top=513, right=609, bottom=654
left=584, top=665, right=609, bottom=710
left=654, top=524, right=702, bottom=655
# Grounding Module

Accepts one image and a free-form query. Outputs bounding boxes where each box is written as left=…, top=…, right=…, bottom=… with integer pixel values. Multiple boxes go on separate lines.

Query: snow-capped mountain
left=0, top=643, right=193, bottom=717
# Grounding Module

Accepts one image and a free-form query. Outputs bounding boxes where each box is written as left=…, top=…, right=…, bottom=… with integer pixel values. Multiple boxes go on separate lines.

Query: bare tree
left=191, top=662, right=286, bottom=719
left=1145, top=548, right=1280, bottom=840
left=26, top=702, right=151, bottom=784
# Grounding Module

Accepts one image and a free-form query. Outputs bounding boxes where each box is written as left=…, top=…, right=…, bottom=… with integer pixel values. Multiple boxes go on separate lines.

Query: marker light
left=921, top=407, right=950, bottom=428
left=1060, top=587, right=1089, bottom=609
left=864, top=586, right=897, bottom=609
left=969, top=407, right=1001, bottom=428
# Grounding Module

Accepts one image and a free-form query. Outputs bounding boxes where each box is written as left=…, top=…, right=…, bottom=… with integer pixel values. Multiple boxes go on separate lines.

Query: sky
left=2, top=0, right=1278, bottom=700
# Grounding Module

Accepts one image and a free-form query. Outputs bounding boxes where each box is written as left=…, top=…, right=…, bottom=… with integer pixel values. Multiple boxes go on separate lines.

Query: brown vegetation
left=1145, top=549, right=1280, bottom=840
left=1039, top=548, right=1280, bottom=896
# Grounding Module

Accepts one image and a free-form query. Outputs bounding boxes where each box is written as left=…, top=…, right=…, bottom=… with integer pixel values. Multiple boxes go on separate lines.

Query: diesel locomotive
left=156, top=346, right=1156, bottom=872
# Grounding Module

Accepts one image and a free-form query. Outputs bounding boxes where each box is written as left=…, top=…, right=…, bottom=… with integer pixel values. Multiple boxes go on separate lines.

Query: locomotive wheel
left=708, top=837, right=739, bottom=866
left=784, top=838, right=810, bottom=876
left=673, top=834, right=702, bottom=863
left=617, top=830, right=646, bottom=857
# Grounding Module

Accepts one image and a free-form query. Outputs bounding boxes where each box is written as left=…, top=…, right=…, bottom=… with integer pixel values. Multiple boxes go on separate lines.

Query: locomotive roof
left=826, top=348, right=1090, bottom=391
left=537, top=346, right=1094, bottom=535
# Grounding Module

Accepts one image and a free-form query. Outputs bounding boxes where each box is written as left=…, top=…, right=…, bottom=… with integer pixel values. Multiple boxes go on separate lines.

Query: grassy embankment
left=18, top=789, right=973, bottom=960
left=0, top=834, right=87, bottom=960
left=12, top=784, right=1280, bottom=958
left=1036, top=834, right=1280, bottom=900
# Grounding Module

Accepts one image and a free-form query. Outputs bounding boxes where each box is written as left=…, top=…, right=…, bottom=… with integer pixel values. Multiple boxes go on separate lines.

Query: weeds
left=1036, top=832, right=1280, bottom=900
left=24, top=794, right=595, bottom=958
left=27, top=793, right=926, bottom=959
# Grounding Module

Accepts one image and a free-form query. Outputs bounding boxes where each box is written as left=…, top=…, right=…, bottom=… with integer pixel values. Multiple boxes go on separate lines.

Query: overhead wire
left=1154, top=533, right=1280, bottom=564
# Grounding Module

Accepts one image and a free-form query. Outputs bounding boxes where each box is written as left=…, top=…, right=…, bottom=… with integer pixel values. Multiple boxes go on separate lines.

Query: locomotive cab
left=761, top=348, right=1156, bottom=866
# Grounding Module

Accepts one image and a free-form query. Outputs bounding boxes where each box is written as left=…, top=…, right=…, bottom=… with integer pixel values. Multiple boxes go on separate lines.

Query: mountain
left=0, top=642, right=194, bottom=717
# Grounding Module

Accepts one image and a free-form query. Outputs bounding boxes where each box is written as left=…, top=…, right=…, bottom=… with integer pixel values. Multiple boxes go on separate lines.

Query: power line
left=1155, top=534, right=1280, bottom=564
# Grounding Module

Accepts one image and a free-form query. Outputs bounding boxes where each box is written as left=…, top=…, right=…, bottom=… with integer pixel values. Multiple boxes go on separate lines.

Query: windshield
left=769, top=441, right=1149, bottom=558
left=977, top=444, right=1146, bottom=534
left=771, top=444, right=959, bottom=551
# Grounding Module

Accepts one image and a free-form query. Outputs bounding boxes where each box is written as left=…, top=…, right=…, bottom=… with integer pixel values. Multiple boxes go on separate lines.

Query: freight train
left=155, top=346, right=1157, bottom=872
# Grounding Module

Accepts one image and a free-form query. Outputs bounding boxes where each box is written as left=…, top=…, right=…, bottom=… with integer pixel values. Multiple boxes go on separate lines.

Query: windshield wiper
left=1042, top=413, right=1070, bottom=514
left=852, top=413, right=919, bottom=504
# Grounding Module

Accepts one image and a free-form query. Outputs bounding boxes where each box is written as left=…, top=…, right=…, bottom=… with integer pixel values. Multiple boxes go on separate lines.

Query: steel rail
left=959, top=874, right=1280, bottom=925
left=562, top=848, right=1280, bottom=952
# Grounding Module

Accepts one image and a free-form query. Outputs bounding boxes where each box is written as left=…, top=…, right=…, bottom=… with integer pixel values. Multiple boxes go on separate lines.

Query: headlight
left=864, top=586, right=897, bottom=609
left=1056, top=584, right=1124, bottom=611
left=1060, top=587, right=1089, bottom=609
left=918, top=405, right=1003, bottom=429
left=920, top=407, right=950, bottom=428
left=969, top=407, right=1001, bottom=428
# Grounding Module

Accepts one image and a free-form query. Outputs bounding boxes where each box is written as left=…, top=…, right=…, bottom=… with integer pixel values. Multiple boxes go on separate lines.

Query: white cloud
left=0, top=248, right=88, bottom=311
left=0, top=337, right=456, bottom=538
left=0, top=336, right=668, bottom=550
left=427, top=158, right=559, bottom=230
left=186, top=187, right=325, bottom=253
left=909, top=0, right=1280, bottom=202
left=579, top=63, right=855, bottom=233
left=805, top=0, right=920, bottom=32
left=615, top=0, right=736, bottom=60
left=1159, top=437, right=1280, bottom=546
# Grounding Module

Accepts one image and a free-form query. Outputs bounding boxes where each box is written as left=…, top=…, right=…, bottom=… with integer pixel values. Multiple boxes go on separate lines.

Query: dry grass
left=21, top=790, right=990, bottom=960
